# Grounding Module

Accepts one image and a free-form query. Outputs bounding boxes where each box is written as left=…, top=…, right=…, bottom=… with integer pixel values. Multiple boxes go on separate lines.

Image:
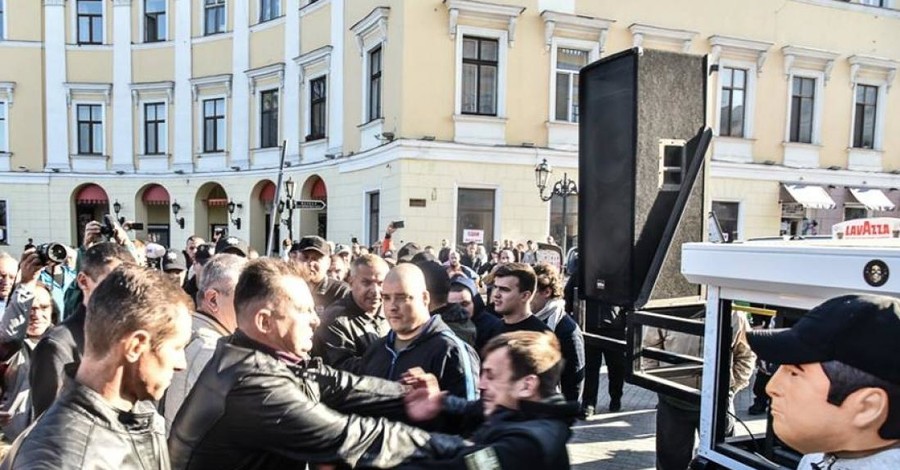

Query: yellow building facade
left=0, top=0, right=898, bottom=254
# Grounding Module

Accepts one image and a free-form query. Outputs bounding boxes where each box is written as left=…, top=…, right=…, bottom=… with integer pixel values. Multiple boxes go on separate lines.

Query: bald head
left=382, top=264, right=431, bottom=340
left=385, top=264, right=428, bottom=295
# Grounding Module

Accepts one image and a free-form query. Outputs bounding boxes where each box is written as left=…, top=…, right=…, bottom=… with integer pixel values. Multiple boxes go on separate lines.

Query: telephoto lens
left=36, top=243, right=68, bottom=265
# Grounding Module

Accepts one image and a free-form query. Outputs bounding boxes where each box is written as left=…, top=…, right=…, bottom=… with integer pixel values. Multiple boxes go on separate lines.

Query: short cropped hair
left=493, top=262, right=537, bottom=295
left=85, top=265, right=192, bottom=356
left=81, top=242, right=135, bottom=281
left=351, top=253, right=388, bottom=276
left=482, top=331, right=563, bottom=398
left=822, top=360, right=900, bottom=439
left=416, top=260, right=450, bottom=305
left=234, top=258, right=303, bottom=321
left=199, top=254, right=248, bottom=298
left=533, top=262, right=563, bottom=299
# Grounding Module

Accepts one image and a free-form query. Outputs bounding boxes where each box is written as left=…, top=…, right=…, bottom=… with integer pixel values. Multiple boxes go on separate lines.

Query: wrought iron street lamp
left=534, top=158, right=578, bottom=258
left=280, top=177, right=297, bottom=240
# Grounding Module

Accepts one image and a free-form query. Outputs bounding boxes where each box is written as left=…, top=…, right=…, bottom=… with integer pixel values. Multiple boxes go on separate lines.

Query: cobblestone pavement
left=568, top=367, right=766, bottom=469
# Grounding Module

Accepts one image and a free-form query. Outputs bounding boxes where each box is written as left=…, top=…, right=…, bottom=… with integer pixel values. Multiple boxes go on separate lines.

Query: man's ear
left=846, top=387, right=891, bottom=431
left=254, top=308, right=273, bottom=334
left=76, top=271, right=89, bottom=292
left=203, top=289, right=218, bottom=311
left=123, top=330, right=152, bottom=363
left=422, top=289, right=431, bottom=309
left=516, top=374, right=540, bottom=399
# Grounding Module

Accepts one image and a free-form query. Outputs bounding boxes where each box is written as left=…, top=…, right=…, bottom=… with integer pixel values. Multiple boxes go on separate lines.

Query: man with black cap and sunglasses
left=747, top=294, right=900, bottom=469
left=290, top=236, right=350, bottom=313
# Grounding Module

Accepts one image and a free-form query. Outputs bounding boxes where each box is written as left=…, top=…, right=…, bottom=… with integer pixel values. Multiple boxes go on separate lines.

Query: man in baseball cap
left=747, top=294, right=900, bottom=468
left=215, top=236, right=249, bottom=258
left=289, top=236, right=350, bottom=313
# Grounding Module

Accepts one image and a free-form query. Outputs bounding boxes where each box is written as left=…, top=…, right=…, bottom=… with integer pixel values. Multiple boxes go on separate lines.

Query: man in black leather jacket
left=168, top=258, right=466, bottom=470
left=402, top=331, right=580, bottom=469
left=1, top=265, right=193, bottom=469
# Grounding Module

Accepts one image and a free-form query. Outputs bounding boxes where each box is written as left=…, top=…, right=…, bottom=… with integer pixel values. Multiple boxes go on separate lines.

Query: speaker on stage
left=578, top=48, right=710, bottom=310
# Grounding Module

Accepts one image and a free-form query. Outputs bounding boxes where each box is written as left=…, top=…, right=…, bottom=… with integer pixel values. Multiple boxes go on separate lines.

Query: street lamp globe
left=285, top=177, right=296, bottom=200
left=535, top=158, right=551, bottom=191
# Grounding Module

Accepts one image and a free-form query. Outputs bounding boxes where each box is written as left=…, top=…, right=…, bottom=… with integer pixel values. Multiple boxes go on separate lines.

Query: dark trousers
left=655, top=398, right=700, bottom=470
left=751, top=363, right=772, bottom=407
left=582, top=331, right=625, bottom=408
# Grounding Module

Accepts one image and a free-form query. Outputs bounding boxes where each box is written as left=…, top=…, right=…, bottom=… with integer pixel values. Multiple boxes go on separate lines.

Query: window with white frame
left=308, top=76, right=326, bottom=141
left=367, top=46, right=382, bottom=122
left=367, top=191, right=380, bottom=245
left=144, top=0, right=166, bottom=42
left=719, top=67, right=747, bottom=137
left=260, top=89, right=278, bottom=148
left=76, top=104, right=103, bottom=155
left=202, top=98, right=225, bottom=153
left=461, top=37, right=498, bottom=116
left=853, top=84, right=878, bottom=149
left=789, top=76, right=816, bottom=144
left=555, top=48, right=588, bottom=123
left=144, top=102, right=166, bottom=155
left=260, top=0, right=280, bottom=22
left=204, top=0, right=226, bottom=35
left=77, top=0, right=103, bottom=45
left=0, top=102, right=6, bottom=153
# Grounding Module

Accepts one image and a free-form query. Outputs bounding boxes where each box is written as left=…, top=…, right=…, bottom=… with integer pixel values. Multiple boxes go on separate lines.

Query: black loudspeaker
left=578, top=48, right=709, bottom=310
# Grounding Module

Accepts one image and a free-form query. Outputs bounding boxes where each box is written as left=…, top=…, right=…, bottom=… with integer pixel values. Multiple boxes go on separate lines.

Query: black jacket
left=310, top=277, right=351, bottom=313
left=29, top=303, right=86, bottom=418
left=432, top=303, right=477, bottom=349
left=168, top=331, right=464, bottom=470
left=553, top=315, right=586, bottom=403
left=359, top=316, right=480, bottom=401
left=312, top=296, right=389, bottom=372
left=0, top=377, right=168, bottom=470
left=399, top=395, right=580, bottom=470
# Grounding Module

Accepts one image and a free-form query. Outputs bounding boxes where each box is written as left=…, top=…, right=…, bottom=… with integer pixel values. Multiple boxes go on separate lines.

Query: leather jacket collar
left=60, top=375, right=160, bottom=433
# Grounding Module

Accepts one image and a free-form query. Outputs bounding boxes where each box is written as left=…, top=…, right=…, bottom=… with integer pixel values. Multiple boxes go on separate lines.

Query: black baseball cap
left=194, top=243, right=216, bottom=266
left=162, top=250, right=187, bottom=272
left=292, top=236, right=330, bottom=256
left=215, top=236, right=249, bottom=258
left=747, top=294, right=900, bottom=385
left=397, top=242, right=421, bottom=264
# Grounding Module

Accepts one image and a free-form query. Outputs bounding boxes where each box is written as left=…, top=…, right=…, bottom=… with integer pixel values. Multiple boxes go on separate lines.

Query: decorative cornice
left=629, top=23, right=697, bottom=53
left=43, top=0, right=66, bottom=6
left=708, top=35, right=773, bottom=75
left=541, top=10, right=614, bottom=53
left=63, top=83, right=112, bottom=106
left=112, top=0, right=133, bottom=7
left=444, top=0, right=525, bottom=46
left=782, top=45, right=840, bottom=84
left=350, top=7, right=390, bottom=55
left=848, top=55, right=899, bottom=92
left=189, top=74, right=232, bottom=101
left=294, top=46, right=332, bottom=82
left=245, top=63, right=285, bottom=93
left=130, top=81, right=175, bottom=105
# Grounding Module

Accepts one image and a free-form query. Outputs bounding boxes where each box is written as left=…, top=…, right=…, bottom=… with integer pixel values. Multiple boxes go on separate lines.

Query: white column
left=230, top=0, right=250, bottom=169
left=173, top=0, right=194, bottom=172
left=43, top=0, right=70, bottom=171
left=328, top=0, right=343, bottom=154
left=112, top=0, right=135, bottom=172
left=283, top=0, right=301, bottom=165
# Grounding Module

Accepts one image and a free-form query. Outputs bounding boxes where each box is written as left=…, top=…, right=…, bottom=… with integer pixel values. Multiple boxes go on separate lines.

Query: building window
left=260, top=89, right=278, bottom=148
left=367, top=191, right=380, bottom=245
left=859, top=0, right=886, bottom=6
left=367, top=46, right=382, bottom=122
left=845, top=206, right=867, bottom=221
left=144, top=102, right=166, bottom=155
left=555, top=48, right=588, bottom=122
left=0, top=200, right=6, bottom=245
left=77, top=0, right=103, bottom=45
left=456, top=188, right=495, bottom=247
left=853, top=84, right=878, bottom=149
left=461, top=37, right=498, bottom=116
left=202, top=98, right=225, bottom=153
left=789, top=76, right=816, bottom=144
left=76, top=104, right=103, bottom=155
left=712, top=201, right=740, bottom=242
left=260, top=0, right=280, bottom=22
left=204, top=0, right=225, bottom=35
left=0, top=102, right=6, bottom=153
left=308, top=76, right=326, bottom=141
left=719, top=67, right=747, bottom=137
left=144, top=0, right=166, bottom=42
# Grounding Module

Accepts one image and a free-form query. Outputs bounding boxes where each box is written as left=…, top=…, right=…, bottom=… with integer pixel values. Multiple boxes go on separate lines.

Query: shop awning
left=849, top=188, right=896, bottom=212
left=206, top=198, right=228, bottom=207
left=782, top=184, right=836, bottom=210
left=75, top=184, right=109, bottom=205
left=311, top=178, right=327, bottom=200
left=142, top=184, right=170, bottom=205
left=259, top=182, right=276, bottom=204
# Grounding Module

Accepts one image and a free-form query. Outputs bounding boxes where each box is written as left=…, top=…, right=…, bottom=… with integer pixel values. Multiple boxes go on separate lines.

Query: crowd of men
left=0, top=221, right=897, bottom=469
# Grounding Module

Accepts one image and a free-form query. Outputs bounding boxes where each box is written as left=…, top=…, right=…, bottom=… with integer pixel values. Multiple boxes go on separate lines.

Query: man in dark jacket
left=168, top=258, right=466, bottom=470
left=290, top=236, right=350, bottom=313
left=532, top=263, right=585, bottom=403
left=359, top=264, right=480, bottom=401
left=1, top=265, right=193, bottom=469
left=29, top=241, right=135, bottom=418
left=417, top=260, right=477, bottom=348
left=448, top=276, right=501, bottom=352
left=402, top=331, right=580, bottom=469
left=312, top=254, right=390, bottom=371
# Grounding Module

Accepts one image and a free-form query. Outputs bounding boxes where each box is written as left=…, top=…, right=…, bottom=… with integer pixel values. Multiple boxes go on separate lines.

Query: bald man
left=359, top=264, right=479, bottom=401
left=168, top=258, right=466, bottom=469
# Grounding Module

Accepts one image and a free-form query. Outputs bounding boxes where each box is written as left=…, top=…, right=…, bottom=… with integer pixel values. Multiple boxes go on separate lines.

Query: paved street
left=569, top=367, right=765, bottom=469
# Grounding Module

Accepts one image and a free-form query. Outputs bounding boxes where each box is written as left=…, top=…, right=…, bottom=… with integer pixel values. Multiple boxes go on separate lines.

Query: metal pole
left=287, top=204, right=294, bottom=241
left=561, top=177, right=568, bottom=261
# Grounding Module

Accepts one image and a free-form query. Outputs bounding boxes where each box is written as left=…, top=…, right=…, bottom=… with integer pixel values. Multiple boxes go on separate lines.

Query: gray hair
left=198, top=253, right=248, bottom=298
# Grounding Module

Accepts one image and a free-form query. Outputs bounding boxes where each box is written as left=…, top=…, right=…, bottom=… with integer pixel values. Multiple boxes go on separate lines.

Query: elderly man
left=290, top=236, right=350, bottom=312
left=168, top=258, right=466, bottom=469
left=747, top=294, right=900, bottom=468
left=163, top=253, right=248, bottom=428
left=0, top=253, right=16, bottom=311
left=0, top=265, right=192, bottom=469
left=359, top=264, right=479, bottom=400
left=312, top=254, right=390, bottom=372
left=402, top=331, right=580, bottom=469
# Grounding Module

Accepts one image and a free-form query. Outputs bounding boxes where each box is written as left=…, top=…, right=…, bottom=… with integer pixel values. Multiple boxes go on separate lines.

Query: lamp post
left=534, top=158, right=578, bottom=259
left=280, top=177, right=297, bottom=240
